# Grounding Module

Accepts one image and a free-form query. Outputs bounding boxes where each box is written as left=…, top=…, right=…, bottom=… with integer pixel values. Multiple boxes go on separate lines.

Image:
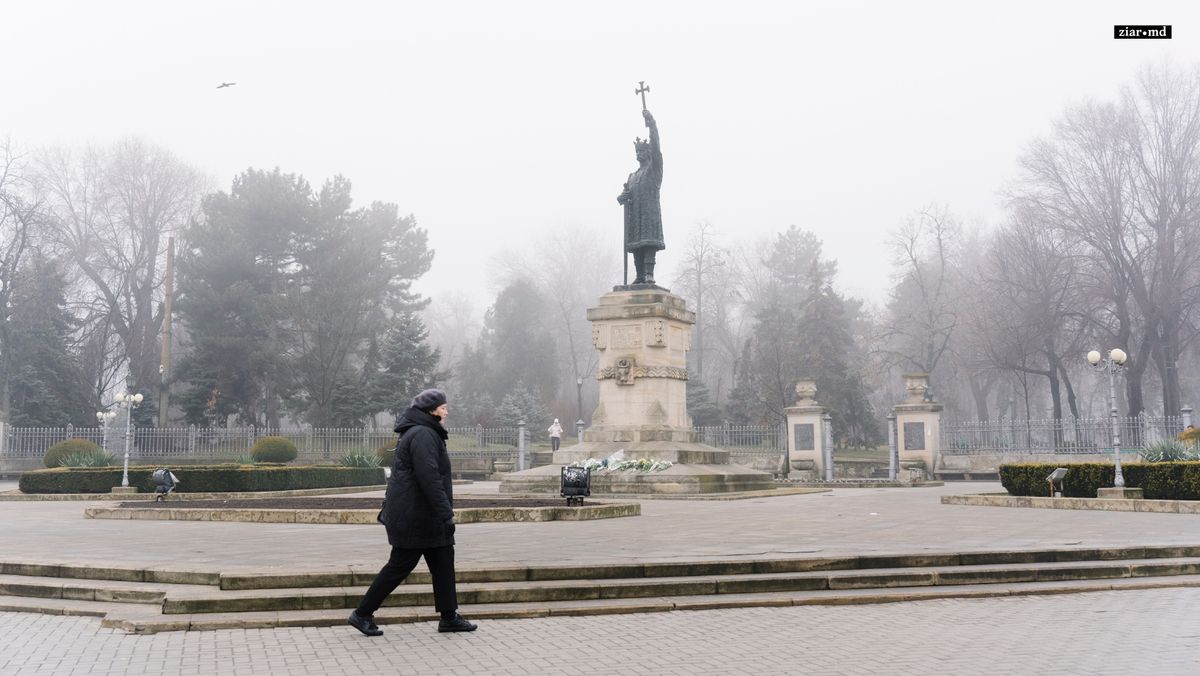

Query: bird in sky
left=216, top=82, right=236, bottom=89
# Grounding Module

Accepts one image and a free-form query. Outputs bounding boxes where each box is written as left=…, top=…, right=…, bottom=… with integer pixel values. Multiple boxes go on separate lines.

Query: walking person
left=348, top=389, right=477, bottom=636
left=548, top=418, right=564, bottom=452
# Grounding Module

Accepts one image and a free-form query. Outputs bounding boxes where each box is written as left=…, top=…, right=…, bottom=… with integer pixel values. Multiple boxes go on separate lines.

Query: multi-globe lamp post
left=112, top=390, right=144, bottom=488
left=1086, top=348, right=1128, bottom=488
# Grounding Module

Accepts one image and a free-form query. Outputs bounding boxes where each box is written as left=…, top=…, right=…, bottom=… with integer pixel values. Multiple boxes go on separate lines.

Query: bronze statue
left=618, top=82, right=664, bottom=286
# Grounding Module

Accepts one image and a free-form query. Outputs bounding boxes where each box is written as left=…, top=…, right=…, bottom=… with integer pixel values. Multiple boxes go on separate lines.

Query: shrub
left=1141, top=439, right=1198, bottom=463
left=18, top=464, right=385, bottom=494
left=1000, top=462, right=1200, bottom=500
left=375, top=444, right=397, bottom=468
left=341, top=452, right=381, bottom=468
left=44, top=439, right=105, bottom=468
left=250, top=436, right=298, bottom=464
left=58, top=451, right=115, bottom=467
left=1179, top=427, right=1200, bottom=445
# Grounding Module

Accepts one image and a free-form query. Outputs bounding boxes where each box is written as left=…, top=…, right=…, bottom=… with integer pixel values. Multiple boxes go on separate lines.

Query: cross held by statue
left=635, top=81, right=650, bottom=110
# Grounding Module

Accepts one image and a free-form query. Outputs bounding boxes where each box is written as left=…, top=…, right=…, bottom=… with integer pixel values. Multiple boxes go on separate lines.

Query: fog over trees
left=3, top=62, right=1200, bottom=436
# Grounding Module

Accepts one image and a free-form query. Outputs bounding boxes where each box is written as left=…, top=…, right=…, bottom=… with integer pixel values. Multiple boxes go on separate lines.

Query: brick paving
left=3, top=588, right=1199, bottom=675
left=4, top=481, right=1200, bottom=673
left=2, top=482, right=1200, bottom=573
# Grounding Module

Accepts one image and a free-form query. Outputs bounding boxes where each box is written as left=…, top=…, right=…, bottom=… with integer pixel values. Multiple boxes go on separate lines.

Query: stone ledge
left=942, top=493, right=1200, bottom=514
left=0, top=485, right=389, bottom=501
left=84, top=502, right=641, bottom=524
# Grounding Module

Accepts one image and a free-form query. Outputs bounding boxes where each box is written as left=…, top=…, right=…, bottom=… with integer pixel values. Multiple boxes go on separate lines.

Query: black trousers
left=356, top=545, right=458, bottom=616
left=551, top=437, right=560, bottom=451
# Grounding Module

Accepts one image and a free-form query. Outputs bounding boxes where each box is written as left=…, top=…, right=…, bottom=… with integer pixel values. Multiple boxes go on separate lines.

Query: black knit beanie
left=411, top=388, right=447, bottom=412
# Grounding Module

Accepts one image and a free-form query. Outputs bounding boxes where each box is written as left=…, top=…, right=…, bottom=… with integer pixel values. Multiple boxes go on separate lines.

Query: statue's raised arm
left=644, top=109, right=663, bottom=177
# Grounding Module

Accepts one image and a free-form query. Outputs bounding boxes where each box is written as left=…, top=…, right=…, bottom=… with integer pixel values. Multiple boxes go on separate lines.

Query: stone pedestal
left=1097, top=487, right=1144, bottom=500
left=894, top=373, right=942, bottom=477
left=501, top=288, right=772, bottom=495
left=784, top=380, right=828, bottom=478
left=110, top=486, right=138, bottom=495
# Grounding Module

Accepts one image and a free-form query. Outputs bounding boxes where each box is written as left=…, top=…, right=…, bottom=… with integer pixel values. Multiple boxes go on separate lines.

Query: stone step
left=101, top=574, right=1200, bottom=633
left=0, top=560, right=218, bottom=585
left=217, top=544, right=1200, bottom=590
left=0, top=573, right=212, bottom=604
left=0, top=594, right=131, bottom=618
left=160, top=557, right=1200, bottom=614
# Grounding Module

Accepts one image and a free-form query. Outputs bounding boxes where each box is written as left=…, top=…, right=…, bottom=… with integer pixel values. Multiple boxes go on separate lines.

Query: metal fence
left=0, top=423, right=526, bottom=465
left=942, top=415, right=1187, bottom=455
left=0, top=422, right=789, bottom=465
left=695, top=424, right=786, bottom=457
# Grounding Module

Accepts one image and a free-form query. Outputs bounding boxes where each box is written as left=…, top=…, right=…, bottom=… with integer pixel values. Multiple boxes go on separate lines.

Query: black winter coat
left=379, top=407, right=455, bottom=548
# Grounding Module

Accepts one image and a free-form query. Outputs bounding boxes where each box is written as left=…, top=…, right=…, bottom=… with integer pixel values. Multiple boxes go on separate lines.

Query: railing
left=0, top=423, right=525, bottom=465
left=0, top=422, right=791, bottom=467
left=942, top=415, right=1186, bottom=455
left=695, top=424, right=786, bottom=456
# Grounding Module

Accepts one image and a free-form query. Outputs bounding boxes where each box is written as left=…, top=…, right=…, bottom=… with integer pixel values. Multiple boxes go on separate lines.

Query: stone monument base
left=500, top=440, right=774, bottom=495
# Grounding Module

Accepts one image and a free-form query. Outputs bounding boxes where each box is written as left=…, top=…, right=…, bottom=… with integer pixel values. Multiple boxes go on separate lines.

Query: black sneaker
left=348, top=611, right=383, bottom=636
left=437, top=613, right=477, bottom=633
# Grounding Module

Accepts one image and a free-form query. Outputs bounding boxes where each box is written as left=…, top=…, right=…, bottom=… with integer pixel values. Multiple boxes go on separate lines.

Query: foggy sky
left=2, top=1, right=1196, bottom=310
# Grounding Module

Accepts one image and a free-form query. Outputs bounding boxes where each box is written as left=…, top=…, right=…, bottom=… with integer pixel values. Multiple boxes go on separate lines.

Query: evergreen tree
left=370, top=312, right=445, bottom=416
left=685, top=369, right=723, bottom=427
left=494, top=386, right=551, bottom=433
left=5, top=258, right=91, bottom=426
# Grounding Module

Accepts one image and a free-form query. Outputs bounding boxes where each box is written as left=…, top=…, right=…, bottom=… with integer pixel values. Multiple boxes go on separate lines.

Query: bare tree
left=0, top=139, right=42, bottom=420
left=36, top=138, right=205, bottom=410
left=880, top=206, right=961, bottom=384
left=490, top=225, right=618, bottom=422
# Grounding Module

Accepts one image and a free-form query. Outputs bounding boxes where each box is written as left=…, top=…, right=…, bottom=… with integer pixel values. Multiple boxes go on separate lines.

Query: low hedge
left=18, top=464, right=385, bottom=494
left=1000, top=462, right=1200, bottom=500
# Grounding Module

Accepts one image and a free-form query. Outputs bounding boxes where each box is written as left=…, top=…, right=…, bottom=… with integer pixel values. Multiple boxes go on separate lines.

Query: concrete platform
left=500, top=462, right=775, bottom=495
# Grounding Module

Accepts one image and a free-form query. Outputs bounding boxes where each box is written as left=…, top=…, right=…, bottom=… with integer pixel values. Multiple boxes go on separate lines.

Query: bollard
left=821, top=412, right=834, bottom=482
left=575, top=419, right=585, bottom=445
left=887, top=413, right=898, bottom=481
left=517, top=420, right=527, bottom=471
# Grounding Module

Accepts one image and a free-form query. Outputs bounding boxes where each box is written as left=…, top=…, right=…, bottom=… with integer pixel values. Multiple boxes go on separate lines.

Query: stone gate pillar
left=785, top=380, right=829, bottom=479
left=894, top=373, right=942, bottom=479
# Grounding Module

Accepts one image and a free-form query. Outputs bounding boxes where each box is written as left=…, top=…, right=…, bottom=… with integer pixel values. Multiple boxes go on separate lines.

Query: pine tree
left=6, top=258, right=91, bottom=426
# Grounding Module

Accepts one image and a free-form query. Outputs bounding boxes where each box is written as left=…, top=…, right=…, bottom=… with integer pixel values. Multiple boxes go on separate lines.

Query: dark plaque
left=903, top=422, right=926, bottom=451
left=794, top=423, right=815, bottom=451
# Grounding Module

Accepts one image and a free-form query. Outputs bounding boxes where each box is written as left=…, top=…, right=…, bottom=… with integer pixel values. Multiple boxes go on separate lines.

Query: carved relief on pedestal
left=597, top=360, right=688, bottom=384
left=611, top=325, right=642, bottom=349
left=646, top=400, right=667, bottom=424
left=647, top=320, right=666, bottom=347
left=592, top=325, right=607, bottom=349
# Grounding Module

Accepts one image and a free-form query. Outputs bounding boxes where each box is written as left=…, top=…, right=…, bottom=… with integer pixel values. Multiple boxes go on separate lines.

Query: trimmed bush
left=1000, top=462, right=1200, bottom=500
left=44, top=439, right=105, bottom=468
left=250, top=436, right=298, bottom=464
left=18, top=464, right=385, bottom=494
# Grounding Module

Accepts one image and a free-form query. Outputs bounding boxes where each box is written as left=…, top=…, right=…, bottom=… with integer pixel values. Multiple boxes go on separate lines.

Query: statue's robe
left=622, top=143, right=664, bottom=254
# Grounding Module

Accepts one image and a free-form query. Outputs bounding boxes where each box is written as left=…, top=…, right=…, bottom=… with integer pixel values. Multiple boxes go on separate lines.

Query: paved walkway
left=4, top=588, right=1199, bottom=675
left=1, top=482, right=1199, bottom=573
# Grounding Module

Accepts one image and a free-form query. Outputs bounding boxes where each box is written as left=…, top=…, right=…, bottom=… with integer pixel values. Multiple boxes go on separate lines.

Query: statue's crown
left=633, top=137, right=651, bottom=150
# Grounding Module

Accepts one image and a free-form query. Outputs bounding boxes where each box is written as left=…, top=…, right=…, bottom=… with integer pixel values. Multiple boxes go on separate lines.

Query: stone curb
left=82, top=502, right=641, bottom=524
left=499, top=486, right=828, bottom=501
left=942, top=493, right=1200, bottom=514
left=779, top=481, right=944, bottom=488
left=156, top=558, right=1200, bottom=614
left=0, top=485, right=389, bottom=502
left=96, top=576, right=1200, bottom=634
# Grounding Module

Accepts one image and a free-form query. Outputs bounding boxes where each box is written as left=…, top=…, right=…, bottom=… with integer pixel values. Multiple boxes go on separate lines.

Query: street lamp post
left=1087, top=348, right=1128, bottom=488
left=575, top=377, right=584, bottom=425
left=113, top=391, right=144, bottom=488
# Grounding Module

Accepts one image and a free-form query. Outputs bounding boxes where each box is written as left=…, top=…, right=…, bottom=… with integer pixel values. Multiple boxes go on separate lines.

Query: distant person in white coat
left=548, top=418, right=563, bottom=452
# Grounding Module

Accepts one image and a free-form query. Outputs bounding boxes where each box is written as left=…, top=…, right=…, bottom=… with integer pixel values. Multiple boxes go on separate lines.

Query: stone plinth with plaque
left=500, top=289, right=773, bottom=495
left=894, top=372, right=943, bottom=478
